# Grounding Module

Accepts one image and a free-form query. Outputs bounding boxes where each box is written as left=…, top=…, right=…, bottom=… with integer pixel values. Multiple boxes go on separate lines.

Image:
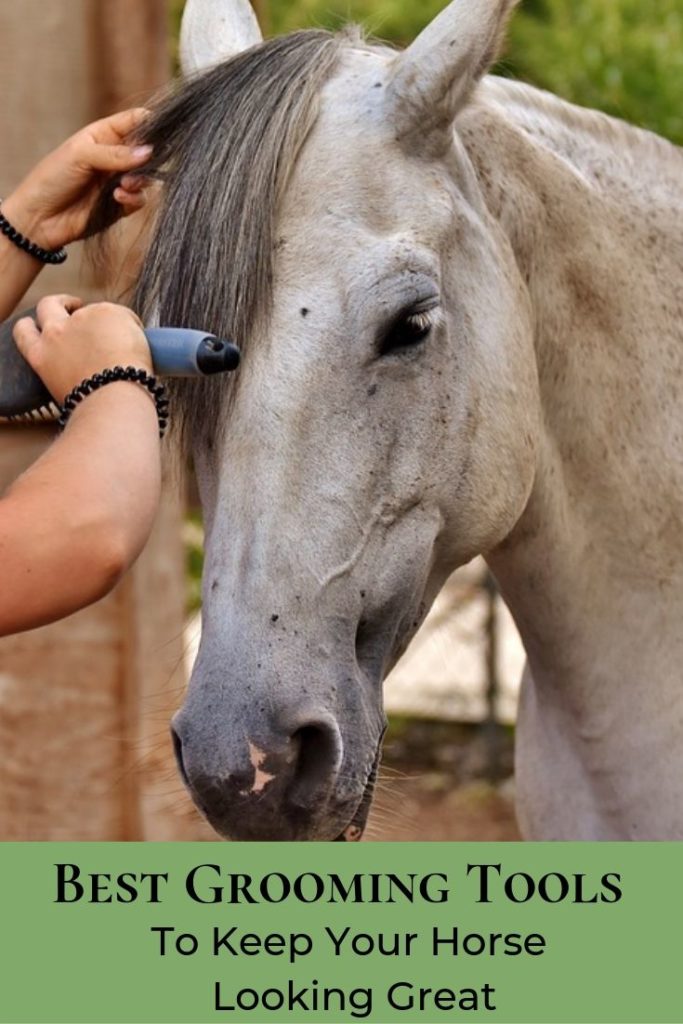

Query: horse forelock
left=124, top=29, right=346, bottom=452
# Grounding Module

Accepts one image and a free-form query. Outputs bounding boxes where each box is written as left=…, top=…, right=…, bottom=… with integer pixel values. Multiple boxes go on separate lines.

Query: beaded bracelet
left=0, top=204, right=67, bottom=265
left=0, top=205, right=67, bottom=265
left=58, top=366, right=169, bottom=437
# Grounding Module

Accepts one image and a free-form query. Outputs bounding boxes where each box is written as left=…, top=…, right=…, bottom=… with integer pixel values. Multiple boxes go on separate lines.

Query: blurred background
left=0, top=0, right=680, bottom=841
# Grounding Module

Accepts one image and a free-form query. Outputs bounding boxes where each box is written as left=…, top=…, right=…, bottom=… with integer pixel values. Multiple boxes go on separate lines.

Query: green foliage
left=184, top=511, right=205, bottom=611
left=504, top=0, right=683, bottom=144
left=267, top=0, right=444, bottom=44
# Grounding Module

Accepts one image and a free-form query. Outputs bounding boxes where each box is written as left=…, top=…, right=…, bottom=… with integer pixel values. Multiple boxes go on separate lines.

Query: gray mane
left=129, top=30, right=344, bottom=450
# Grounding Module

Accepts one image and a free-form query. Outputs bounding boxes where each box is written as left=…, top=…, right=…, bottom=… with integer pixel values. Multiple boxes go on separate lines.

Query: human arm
left=0, top=108, right=151, bottom=320
left=0, top=298, right=161, bottom=636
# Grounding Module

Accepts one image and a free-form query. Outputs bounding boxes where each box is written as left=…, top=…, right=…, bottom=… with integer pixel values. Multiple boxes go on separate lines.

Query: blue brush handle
left=144, top=328, right=240, bottom=376
left=0, top=308, right=240, bottom=418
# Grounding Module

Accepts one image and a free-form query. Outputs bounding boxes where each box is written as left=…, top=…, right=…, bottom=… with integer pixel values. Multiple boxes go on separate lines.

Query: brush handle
left=0, top=307, right=240, bottom=418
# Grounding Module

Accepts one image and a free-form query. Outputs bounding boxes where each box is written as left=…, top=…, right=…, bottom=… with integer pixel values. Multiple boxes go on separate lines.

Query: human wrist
left=1, top=192, right=53, bottom=250
left=59, top=368, right=168, bottom=437
left=67, top=378, right=158, bottom=425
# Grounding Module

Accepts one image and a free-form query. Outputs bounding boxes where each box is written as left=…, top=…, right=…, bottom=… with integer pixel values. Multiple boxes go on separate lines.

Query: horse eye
left=379, top=308, right=437, bottom=356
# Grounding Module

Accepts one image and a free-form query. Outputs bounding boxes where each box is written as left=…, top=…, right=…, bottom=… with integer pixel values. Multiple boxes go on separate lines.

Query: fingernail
left=131, top=144, right=153, bottom=159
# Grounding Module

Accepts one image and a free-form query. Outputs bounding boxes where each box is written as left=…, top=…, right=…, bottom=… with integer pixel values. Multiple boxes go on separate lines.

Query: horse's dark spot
left=301, top=307, right=310, bottom=317
left=211, top=579, right=219, bottom=592
left=367, top=384, right=378, bottom=396
left=360, top=589, right=366, bottom=598
left=373, top=82, right=382, bottom=88
left=565, top=261, right=615, bottom=336
left=271, top=614, right=279, bottom=623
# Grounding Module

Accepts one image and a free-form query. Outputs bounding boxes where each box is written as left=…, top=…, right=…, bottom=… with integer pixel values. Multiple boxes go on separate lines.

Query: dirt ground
left=363, top=718, right=520, bottom=842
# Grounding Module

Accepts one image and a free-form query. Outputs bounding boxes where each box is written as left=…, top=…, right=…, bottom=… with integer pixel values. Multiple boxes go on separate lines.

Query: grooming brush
left=0, top=306, right=240, bottom=421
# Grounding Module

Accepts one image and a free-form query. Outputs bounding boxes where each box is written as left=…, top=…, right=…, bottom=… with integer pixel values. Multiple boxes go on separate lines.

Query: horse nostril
left=288, top=720, right=342, bottom=806
left=171, top=723, right=190, bottom=790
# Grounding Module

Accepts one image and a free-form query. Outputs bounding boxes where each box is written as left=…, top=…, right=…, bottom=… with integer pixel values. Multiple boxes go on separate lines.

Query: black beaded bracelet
left=58, top=366, right=169, bottom=437
left=0, top=204, right=67, bottom=265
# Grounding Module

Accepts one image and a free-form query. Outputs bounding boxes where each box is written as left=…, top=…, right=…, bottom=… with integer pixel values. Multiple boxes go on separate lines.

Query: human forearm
left=0, top=194, right=44, bottom=319
left=0, top=383, right=161, bottom=635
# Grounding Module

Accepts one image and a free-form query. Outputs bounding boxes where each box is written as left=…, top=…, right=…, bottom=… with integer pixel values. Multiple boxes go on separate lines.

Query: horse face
left=173, top=0, right=539, bottom=840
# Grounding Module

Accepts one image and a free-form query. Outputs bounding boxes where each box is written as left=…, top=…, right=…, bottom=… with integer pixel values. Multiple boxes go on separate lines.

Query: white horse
left=153, top=0, right=683, bottom=840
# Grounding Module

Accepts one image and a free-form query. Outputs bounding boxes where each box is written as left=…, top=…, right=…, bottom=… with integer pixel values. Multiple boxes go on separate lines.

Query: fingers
left=119, top=173, right=151, bottom=193
left=12, top=300, right=150, bottom=404
left=87, top=107, right=151, bottom=144
left=78, top=301, right=144, bottom=330
left=13, top=317, right=42, bottom=363
left=113, top=188, right=147, bottom=217
left=81, top=108, right=153, bottom=174
left=84, top=141, right=153, bottom=173
left=113, top=172, right=154, bottom=217
left=36, top=294, right=83, bottom=329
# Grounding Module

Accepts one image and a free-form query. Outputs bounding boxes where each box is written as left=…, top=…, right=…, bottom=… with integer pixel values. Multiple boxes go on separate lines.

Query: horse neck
left=460, top=77, right=683, bottom=691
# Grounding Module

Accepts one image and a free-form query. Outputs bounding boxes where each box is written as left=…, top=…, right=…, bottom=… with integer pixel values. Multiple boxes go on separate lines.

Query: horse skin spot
left=271, top=613, right=279, bottom=622
left=301, top=307, right=310, bottom=317
left=248, top=743, right=276, bottom=794
left=367, top=384, right=378, bottom=396
left=211, top=579, right=219, bottom=592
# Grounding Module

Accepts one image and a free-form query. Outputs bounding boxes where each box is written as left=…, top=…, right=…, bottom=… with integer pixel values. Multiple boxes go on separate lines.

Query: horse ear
left=179, top=0, right=263, bottom=77
left=387, top=0, right=518, bottom=152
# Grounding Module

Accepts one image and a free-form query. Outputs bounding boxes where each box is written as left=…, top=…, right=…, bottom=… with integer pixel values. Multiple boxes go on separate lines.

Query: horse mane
left=89, top=29, right=345, bottom=452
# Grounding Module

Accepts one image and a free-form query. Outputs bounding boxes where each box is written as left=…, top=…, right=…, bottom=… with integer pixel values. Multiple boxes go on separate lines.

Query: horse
left=109, top=0, right=683, bottom=840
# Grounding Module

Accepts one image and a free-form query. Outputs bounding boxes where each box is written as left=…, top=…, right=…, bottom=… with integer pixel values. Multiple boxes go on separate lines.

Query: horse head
left=152, top=0, right=540, bottom=840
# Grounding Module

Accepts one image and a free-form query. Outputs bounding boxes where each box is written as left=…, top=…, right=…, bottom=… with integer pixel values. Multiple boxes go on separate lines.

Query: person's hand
left=13, top=295, right=152, bottom=404
left=1, top=109, right=152, bottom=252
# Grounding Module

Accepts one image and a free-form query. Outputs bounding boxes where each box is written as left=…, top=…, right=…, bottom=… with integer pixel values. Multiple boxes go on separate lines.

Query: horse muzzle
left=171, top=707, right=380, bottom=841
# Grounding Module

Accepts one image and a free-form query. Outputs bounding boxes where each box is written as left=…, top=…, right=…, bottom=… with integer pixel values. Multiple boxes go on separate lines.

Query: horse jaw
left=387, top=0, right=518, bottom=154
left=179, top=0, right=263, bottom=77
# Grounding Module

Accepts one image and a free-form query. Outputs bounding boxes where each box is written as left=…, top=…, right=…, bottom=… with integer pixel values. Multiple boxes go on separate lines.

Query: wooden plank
left=91, top=0, right=171, bottom=115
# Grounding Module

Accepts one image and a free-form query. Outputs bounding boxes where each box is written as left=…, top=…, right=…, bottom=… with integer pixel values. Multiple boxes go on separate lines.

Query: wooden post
left=0, top=0, right=208, bottom=839
left=92, top=0, right=171, bottom=116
